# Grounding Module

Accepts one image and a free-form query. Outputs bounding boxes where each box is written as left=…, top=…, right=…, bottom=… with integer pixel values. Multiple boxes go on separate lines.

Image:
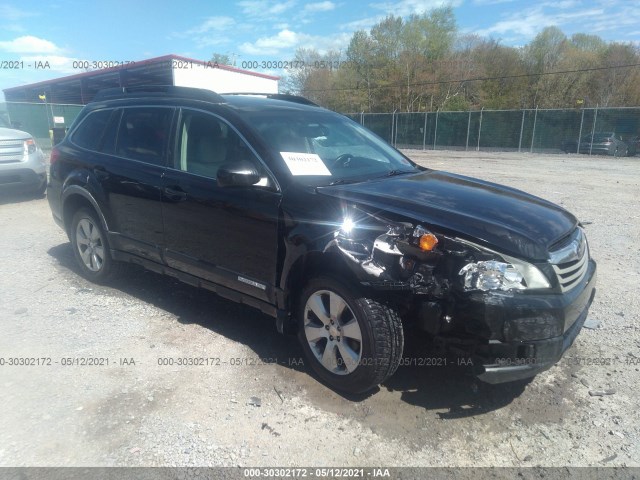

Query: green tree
left=210, top=53, right=231, bottom=65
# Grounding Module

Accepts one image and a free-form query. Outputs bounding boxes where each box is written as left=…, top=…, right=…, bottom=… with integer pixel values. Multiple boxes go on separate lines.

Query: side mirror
left=217, top=161, right=261, bottom=187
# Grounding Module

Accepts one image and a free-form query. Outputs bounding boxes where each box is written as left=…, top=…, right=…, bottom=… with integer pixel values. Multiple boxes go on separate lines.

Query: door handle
left=163, top=186, right=187, bottom=202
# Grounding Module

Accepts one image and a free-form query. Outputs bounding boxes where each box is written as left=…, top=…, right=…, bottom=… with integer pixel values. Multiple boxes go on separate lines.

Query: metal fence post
left=589, top=104, right=598, bottom=156
left=530, top=105, right=538, bottom=153
left=391, top=109, right=397, bottom=146
left=577, top=108, right=584, bottom=154
left=394, top=112, right=399, bottom=147
left=433, top=108, right=439, bottom=151
left=465, top=111, right=471, bottom=151
left=476, top=107, right=484, bottom=151
left=422, top=112, right=428, bottom=151
left=518, top=110, right=525, bottom=152
left=360, top=111, right=364, bottom=125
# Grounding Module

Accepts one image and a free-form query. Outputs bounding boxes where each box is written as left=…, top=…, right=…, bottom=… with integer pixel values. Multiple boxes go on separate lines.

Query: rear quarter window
left=71, top=109, right=113, bottom=151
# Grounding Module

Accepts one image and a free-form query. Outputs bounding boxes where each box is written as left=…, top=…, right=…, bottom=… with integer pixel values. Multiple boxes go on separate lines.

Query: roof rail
left=222, top=92, right=319, bottom=106
left=92, top=85, right=225, bottom=103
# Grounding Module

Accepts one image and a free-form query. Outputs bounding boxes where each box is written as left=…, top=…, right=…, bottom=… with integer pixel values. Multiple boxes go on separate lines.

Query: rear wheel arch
left=62, top=187, right=110, bottom=239
left=69, top=206, right=119, bottom=283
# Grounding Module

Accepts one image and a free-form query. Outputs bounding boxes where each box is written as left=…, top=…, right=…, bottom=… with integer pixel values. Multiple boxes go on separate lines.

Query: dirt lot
left=0, top=151, right=638, bottom=468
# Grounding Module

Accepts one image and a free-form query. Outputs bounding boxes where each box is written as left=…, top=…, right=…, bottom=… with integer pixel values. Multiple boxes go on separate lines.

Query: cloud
left=173, top=16, right=236, bottom=48
left=371, top=0, right=463, bottom=16
left=1, top=24, right=25, bottom=33
left=473, top=0, right=640, bottom=42
left=187, top=16, right=236, bottom=34
left=0, top=4, right=35, bottom=21
left=345, top=0, right=460, bottom=31
left=0, top=36, right=60, bottom=53
left=239, top=28, right=351, bottom=55
left=237, top=0, right=297, bottom=17
left=475, top=5, right=607, bottom=38
left=339, top=16, right=381, bottom=31
left=303, top=1, right=335, bottom=13
left=19, top=55, right=79, bottom=74
left=472, top=0, right=516, bottom=4
left=239, top=29, right=300, bottom=55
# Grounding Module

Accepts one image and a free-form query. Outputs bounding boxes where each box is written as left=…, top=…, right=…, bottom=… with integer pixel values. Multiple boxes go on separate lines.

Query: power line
left=302, top=62, right=640, bottom=93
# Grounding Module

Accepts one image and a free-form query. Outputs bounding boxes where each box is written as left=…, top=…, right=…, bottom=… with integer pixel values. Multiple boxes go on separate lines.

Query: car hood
left=317, top=170, right=578, bottom=261
left=0, top=127, right=30, bottom=140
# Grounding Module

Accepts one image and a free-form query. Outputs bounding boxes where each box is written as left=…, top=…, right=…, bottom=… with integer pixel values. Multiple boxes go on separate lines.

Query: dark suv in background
left=48, top=86, right=597, bottom=394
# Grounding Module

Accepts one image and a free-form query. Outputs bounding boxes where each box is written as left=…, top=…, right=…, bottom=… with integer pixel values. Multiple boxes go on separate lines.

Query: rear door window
left=116, top=108, right=173, bottom=165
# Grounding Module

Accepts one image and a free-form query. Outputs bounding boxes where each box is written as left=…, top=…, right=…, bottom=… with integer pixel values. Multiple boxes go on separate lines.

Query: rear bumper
left=579, top=145, right=613, bottom=155
left=475, top=260, right=597, bottom=383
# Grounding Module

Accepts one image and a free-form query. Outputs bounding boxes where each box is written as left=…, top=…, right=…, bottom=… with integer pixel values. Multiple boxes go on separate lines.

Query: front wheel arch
left=297, top=275, right=404, bottom=394
left=282, top=250, right=361, bottom=332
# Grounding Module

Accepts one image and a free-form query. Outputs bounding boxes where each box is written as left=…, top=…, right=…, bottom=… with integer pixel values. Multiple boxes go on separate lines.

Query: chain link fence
left=346, top=107, right=640, bottom=155
left=0, top=101, right=83, bottom=149
left=2, top=101, right=638, bottom=155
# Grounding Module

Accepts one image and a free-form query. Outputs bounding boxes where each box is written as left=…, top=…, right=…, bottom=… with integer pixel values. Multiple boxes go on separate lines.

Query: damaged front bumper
left=325, top=213, right=597, bottom=384
left=471, top=259, right=597, bottom=383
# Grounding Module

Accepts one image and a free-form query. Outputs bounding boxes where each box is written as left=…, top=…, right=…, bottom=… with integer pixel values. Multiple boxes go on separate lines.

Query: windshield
left=242, top=109, right=420, bottom=185
left=0, top=114, right=11, bottom=128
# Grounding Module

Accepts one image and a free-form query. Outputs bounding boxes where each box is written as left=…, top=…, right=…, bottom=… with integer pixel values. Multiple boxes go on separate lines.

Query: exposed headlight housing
left=412, top=224, right=439, bottom=251
left=459, top=251, right=550, bottom=292
left=24, top=138, right=36, bottom=155
left=459, top=260, right=525, bottom=291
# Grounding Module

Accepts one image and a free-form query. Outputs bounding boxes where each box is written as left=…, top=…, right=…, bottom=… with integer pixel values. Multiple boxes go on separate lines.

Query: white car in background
left=0, top=116, right=47, bottom=196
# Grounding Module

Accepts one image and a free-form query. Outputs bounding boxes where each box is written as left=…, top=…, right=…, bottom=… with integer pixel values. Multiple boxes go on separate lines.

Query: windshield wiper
left=383, top=169, right=415, bottom=177
left=326, top=176, right=369, bottom=186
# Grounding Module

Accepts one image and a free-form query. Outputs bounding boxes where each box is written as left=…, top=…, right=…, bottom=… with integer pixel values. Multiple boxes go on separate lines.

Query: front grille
left=0, top=139, right=25, bottom=163
left=550, top=228, right=589, bottom=292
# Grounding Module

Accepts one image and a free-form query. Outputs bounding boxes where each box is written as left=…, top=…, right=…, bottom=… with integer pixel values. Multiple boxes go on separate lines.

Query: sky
left=0, top=0, right=638, bottom=101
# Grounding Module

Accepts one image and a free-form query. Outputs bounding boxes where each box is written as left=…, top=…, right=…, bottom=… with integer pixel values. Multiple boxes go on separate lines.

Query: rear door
left=97, top=106, right=175, bottom=263
left=160, top=108, right=281, bottom=303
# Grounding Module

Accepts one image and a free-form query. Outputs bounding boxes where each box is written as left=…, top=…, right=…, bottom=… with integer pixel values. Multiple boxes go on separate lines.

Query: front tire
left=297, top=276, right=404, bottom=394
left=70, top=207, right=118, bottom=283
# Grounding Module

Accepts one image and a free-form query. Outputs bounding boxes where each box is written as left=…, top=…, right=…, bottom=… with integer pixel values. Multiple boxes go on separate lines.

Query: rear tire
left=70, top=207, right=118, bottom=283
left=297, top=276, right=404, bottom=394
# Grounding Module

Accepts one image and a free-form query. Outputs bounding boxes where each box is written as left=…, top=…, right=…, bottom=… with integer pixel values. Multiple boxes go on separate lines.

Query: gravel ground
left=0, top=150, right=638, bottom=468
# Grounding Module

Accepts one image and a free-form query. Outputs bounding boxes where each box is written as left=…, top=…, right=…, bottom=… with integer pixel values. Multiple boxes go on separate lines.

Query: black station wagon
left=48, top=86, right=597, bottom=393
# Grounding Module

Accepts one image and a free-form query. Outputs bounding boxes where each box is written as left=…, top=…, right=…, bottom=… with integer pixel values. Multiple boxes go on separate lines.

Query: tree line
left=272, top=7, right=640, bottom=113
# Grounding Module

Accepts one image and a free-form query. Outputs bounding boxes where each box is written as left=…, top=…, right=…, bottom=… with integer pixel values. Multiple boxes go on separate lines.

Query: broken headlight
left=459, top=254, right=550, bottom=292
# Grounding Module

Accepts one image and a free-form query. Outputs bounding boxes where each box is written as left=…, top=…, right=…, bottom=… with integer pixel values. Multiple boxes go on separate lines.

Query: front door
left=161, top=108, right=281, bottom=303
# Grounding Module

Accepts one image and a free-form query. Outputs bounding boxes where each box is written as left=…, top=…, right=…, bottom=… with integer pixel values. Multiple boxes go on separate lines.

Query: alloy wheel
left=75, top=218, right=105, bottom=272
left=303, top=290, right=363, bottom=375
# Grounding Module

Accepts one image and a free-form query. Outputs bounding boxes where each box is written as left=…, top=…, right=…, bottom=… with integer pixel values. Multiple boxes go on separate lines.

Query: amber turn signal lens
left=419, top=233, right=438, bottom=251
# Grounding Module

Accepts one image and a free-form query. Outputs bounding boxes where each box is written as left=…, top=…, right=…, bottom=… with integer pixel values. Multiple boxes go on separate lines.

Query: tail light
left=50, top=147, right=61, bottom=166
